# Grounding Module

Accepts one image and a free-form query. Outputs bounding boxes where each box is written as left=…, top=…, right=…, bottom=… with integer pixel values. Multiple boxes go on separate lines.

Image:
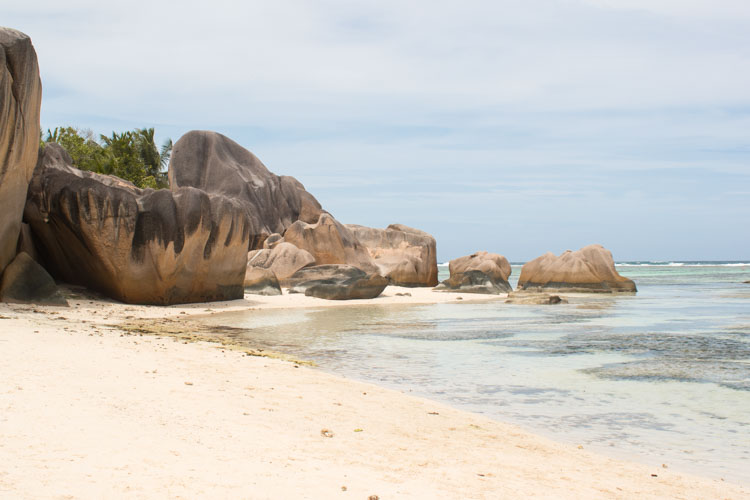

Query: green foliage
left=42, top=126, right=172, bottom=189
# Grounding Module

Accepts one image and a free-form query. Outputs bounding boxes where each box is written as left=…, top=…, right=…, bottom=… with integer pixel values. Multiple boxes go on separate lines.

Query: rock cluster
left=2, top=28, right=639, bottom=306
left=242, top=215, right=440, bottom=300
left=517, top=244, right=636, bottom=293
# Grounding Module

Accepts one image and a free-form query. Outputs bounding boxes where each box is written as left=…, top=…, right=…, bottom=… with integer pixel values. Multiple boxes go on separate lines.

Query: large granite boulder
left=346, top=223, right=438, bottom=287
left=285, top=264, right=365, bottom=289
left=246, top=241, right=315, bottom=284
left=435, top=251, right=512, bottom=294
left=287, top=264, right=388, bottom=300
left=168, top=130, right=322, bottom=249
left=449, top=251, right=511, bottom=284
left=24, top=144, right=250, bottom=305
left=517, top=244, right=636, bottom=293
left=283, top=213, right=377, bottom=272
left=243, top=267, right=282, bottom=296
left=0, top=252, right=67, bottom=306
left=0, top=28, right=42, bottom=275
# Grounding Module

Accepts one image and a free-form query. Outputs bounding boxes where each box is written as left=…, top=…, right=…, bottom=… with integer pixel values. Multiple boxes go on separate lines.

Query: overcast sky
left=5, top=0, right=750, bottom=261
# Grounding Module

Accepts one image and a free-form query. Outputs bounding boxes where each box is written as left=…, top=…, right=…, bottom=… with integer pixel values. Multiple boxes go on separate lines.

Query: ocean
left=197, top=262, right=750, bottom=483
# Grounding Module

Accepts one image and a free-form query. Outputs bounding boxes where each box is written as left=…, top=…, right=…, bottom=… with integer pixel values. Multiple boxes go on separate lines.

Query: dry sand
left=1, top=286, right=747, bottom=499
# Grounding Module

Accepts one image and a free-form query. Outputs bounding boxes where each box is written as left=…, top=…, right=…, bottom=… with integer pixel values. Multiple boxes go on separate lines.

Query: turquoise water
left=200, top=263, right=750, bottom=483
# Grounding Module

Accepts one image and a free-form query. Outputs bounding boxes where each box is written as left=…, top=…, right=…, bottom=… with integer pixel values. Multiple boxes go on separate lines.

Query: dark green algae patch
left=114, top=316, right=315, bottom=366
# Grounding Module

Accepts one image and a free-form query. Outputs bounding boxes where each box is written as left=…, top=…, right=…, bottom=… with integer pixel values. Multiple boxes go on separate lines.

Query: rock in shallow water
left=0, top=252, right=67, bottom=306
left=0, top=28, right=42, bottom=275
left=505, top=292, right=567, bottom=305
left=24, top=144, right=250, bottom=305
left=518, top=244, right=636, bottom=293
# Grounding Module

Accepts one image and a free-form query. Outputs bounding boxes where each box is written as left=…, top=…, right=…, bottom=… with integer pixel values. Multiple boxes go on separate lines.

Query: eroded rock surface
left=435, top=251, right=512, bottom=294
left=517, top=244, right=636, bottom=293
left=0, top=28, right=42, bottom=274
left=243, top=267, right=282, bottom=296
left=0, top=252, right=67, bottom=306
left=24, top=144, right=250, bottom=305
left=450, top=251, right=510, bottom=284
left=168, top=130, right=322, bottom=249
left=283, top=214, right=377, bottom=272
left=435, top=270, right=510, bottom=294
left=346, top=224, right=438, bottom=287
left=246, top=242, right=315, bottom=284
left=287, top=264, right=387, bottom=300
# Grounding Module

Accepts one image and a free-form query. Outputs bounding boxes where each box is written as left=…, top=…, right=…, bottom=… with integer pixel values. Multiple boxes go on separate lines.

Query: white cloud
left=4, top=0, right=749, bottom=258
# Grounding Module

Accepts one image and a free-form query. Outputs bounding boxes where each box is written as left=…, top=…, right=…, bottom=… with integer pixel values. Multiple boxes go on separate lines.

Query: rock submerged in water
left=0, top=252, right=67, bottom=306
left=346, top=223, right=438, bottom=287
left=287, top=264, right=388, bottom=300
left=436, top=251, right=512, bottom=294
left=168, top=130, right=322, bottom=249
left=518, top=244, right=636, bottom=293
left=505, top=292, right=567, bottom=305
left=24, top=144, right=250, bottom=305
left=0, top=28, right=42, bottom=275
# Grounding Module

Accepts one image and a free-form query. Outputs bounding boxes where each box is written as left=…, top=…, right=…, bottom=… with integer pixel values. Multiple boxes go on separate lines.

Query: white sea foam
left=616, top=262, right=749, bottom=267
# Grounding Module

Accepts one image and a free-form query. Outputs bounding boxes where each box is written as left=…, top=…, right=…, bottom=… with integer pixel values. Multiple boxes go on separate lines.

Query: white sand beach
left=1, top=287, right=747, bottom=499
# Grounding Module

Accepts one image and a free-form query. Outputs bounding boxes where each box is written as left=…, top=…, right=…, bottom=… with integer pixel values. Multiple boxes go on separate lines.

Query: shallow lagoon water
left=199, top=263, right=750, bottom=483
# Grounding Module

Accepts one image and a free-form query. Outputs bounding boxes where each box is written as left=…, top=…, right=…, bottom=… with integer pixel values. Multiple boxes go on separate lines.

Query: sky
left=4, top=0, right=750, bottom=261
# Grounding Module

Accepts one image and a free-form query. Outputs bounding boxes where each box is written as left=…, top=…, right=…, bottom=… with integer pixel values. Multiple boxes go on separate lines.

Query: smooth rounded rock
left=435, top=251, right=512, bottom=294
left=286, top=264, right=387, bottom=300
left=247, top=242, right=316, bottom=284
left=518, top=244, right=636, bottom=293
left=346, top=223, right=438, bottom=287
left=449, top=251, right=510, bottom=283
left=283, top=214, right=377, bottom=273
